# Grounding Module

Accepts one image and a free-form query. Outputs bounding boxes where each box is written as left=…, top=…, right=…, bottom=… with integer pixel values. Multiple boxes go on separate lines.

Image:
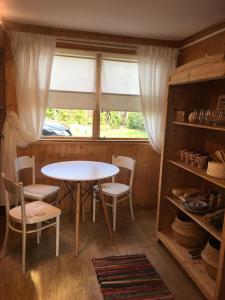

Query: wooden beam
left=92, top=53, right=101, bottom=139
left=181, top=19, right=225, bottom=48
left=3, top=20, right=180, bottom=48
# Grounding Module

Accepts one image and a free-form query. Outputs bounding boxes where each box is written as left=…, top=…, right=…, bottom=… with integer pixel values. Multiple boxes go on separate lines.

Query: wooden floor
left=0, top=210, right=205, bottom=300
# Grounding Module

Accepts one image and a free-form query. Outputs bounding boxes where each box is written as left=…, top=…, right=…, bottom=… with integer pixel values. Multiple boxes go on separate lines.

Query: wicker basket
left=201, top=239, right=220, bottom=280
left=172, top=213, right=208, bottom=248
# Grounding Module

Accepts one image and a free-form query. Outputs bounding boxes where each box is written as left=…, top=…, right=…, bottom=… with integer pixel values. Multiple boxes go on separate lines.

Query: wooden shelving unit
left=158, top=231, right=216, bottom=300
left=165, top=195, right=222, bottom=241
left=169, top=160, right=225, bottom=189
left=173, top=121, right=225, bottom=132
left=157, top=55, right=225, bottom=300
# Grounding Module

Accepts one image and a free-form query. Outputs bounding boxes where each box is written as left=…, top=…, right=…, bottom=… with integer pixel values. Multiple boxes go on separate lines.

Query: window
left=45, top=50, right=96, bottom=137
left=44, top=50, right=147, bottom=139
left=100, top=56, right=147, bottom=138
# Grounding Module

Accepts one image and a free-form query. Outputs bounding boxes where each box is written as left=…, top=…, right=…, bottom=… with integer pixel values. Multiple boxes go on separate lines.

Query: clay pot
left=201, top=238, right=220, bottom=280
left=172, top=213, right=208, bottom=248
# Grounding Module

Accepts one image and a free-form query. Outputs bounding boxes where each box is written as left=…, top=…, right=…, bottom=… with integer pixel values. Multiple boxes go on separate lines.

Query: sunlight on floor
left=30, top=270, right=41, bottom=299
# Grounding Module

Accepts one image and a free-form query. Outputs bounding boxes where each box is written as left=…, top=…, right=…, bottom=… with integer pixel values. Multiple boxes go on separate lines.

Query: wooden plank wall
left=4, top=22, right=224, bottom=211
left=18, top=141, right=160, bottom=210
left=178, top=31, right=225, bottom=66
left=3, top=35, right=160, bottom=210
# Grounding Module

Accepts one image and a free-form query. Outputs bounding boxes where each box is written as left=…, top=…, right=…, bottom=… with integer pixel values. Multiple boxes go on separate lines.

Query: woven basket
left=201, top=239, right=220, bottom=280
left=172, top=213, right=208, bottom=248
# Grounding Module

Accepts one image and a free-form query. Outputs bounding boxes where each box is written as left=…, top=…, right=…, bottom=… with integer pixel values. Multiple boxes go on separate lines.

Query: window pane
left=100, top=111, right=147, bottom=138
left=102, top=60, right=140, bottom=95
left=50, top=56, right=96, bottom=92
left=43, top=108, right=93, bottom=137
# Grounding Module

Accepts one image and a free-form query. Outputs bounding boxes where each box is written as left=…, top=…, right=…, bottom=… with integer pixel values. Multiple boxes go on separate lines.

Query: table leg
left=97, top=180, right=112, bottom=238
left=81, top=182, right=85, bottom=224
left=75, top=182, right=80, bottom=256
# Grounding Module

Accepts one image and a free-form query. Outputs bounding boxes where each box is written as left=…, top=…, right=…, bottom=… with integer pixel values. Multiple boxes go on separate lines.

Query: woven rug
left=92, top=254, right=173, bottom=300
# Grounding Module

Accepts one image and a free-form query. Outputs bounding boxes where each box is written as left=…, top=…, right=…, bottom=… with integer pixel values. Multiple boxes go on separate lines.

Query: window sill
left=38, top=137, right=149, bottom=143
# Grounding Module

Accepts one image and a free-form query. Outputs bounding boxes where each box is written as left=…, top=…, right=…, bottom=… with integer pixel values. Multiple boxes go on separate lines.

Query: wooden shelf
left=158, top=230, right=216, bottom=300
left=169, top=54, right=225, bottom=85
left=158, top=56, right=225, bottom=299
left=169, top=160, right=225, bottom=189
left=173, top=121, right=225, bottom=132
left=165, top=195, right=222, bottom=241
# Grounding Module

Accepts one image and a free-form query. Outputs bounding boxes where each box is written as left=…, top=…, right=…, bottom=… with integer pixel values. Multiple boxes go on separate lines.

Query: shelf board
left=173, top=121, right=225, bottom=132
left=169, top=160, right=225, bottom=189
left=158, top=230, right=216, bottom=300
left=165, top=195, right=222, bottom=241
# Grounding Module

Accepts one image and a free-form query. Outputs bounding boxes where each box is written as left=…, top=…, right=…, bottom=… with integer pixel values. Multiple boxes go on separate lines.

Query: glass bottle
left=198, top=109, right=205, bottom=124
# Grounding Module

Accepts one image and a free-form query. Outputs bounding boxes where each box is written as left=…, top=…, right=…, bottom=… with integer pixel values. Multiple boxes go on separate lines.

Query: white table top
left=41, top=161, right=119, bottom=182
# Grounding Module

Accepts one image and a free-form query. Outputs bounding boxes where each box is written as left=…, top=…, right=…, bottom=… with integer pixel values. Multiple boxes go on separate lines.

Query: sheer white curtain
left=0, top=32, right=56, bottom=204
left=138, top=46, right=178, bottom=153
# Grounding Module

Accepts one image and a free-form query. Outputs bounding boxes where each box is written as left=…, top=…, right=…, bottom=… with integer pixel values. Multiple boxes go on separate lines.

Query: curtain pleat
left=0, top=32, right=56, bottom=204
left=138, top=46, right=178, bottom=153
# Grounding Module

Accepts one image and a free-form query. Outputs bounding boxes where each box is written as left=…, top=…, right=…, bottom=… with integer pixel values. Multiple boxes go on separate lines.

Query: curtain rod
left=57, top=37, right=137, bottom=51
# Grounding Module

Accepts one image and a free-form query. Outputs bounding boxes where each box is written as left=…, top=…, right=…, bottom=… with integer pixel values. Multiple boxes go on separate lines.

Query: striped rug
left=92, top=254, right=173, bottom=300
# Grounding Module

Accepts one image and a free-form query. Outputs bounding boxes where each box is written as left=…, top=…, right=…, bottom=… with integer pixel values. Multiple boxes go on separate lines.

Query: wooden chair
left=93, top=156, right=136, bottom=231
left=1, top=173, right=61, bottom=273
left=14, top=155, right=60, bottom=203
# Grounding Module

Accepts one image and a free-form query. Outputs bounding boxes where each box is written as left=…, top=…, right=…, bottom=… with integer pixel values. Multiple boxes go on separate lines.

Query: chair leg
left=93, top=192, right=96, bottom=223
left=22, top=231, right=26, bottom=274
left=55, top=190, right=60, bottom=206
left=113, top=197, right=117, bottom=231
left=56, top=215, right=60, bottom=257
left=37, top=222, right=41, bottom=245
left=129, top=193, right=134, bottom=221
left=2, top=219, right=9, bottom=257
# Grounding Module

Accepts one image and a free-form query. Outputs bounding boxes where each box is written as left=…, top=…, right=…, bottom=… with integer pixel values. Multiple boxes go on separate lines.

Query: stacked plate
left=182, top=195, right=208, bottom=214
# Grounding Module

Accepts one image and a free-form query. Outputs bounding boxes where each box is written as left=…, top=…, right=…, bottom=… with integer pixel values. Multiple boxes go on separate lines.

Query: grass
left=69, top=124, right=147, bottom=139
left=100, top=125, right=147, bottom=138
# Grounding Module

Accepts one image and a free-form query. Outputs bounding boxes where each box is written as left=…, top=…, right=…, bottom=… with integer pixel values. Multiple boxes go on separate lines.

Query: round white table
left=41, top=161, right=119, bottom=255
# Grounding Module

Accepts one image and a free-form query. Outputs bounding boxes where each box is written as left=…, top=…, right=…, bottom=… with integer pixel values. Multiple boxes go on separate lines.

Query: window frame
left=42, top=49, right=148, bottom=141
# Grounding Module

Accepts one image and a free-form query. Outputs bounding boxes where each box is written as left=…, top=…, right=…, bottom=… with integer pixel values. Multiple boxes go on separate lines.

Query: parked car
left=42, top=120, right=72, bottom=136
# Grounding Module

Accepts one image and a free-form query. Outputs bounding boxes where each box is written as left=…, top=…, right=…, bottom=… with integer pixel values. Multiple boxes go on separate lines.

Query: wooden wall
left=3, top=21, right=224, bottom=211
left=179, top=31, right=225, bottom=66
left=18, top=141, right=160, bottom=210
left=2, top=35, right=160, bottom=210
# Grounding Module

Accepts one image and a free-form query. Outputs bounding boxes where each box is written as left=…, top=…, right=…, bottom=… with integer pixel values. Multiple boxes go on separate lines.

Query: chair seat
left=9, top=201, right=61, bottom=224
left=100, top=182, right=130, bottom=197
left=23, top=184, right=59, bottom=200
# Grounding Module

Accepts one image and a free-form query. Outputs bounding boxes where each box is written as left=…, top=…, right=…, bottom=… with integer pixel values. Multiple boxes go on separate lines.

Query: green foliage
left=100, top=111, right=121, bottom=128
left=46, top=109, right=92, bottom=125
left=46, top=108, right=58, bottom=120
left=45, top=108, right=146, bottom=138
left=100, top=111, right=107, bottom=125
left=127, top=112, right=145, bottom=130
left=109, top=111, right=121, bottom=128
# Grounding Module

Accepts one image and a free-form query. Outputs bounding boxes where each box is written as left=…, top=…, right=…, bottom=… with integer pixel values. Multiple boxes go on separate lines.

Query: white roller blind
left=101, top=59, right=141, bottom=111
left=101, top=94, right=141, bottom=112
left=48, top=55, right=96, bottom=109
left=48, top=91, right=96, bottom=110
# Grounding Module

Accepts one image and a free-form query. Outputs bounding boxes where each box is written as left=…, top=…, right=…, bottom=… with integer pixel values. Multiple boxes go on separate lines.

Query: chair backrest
left=14, top=155, right=36, bottom=184
left=2, top=173, right=26, bottom=226
left=112, top=156, right=136, bottom=188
